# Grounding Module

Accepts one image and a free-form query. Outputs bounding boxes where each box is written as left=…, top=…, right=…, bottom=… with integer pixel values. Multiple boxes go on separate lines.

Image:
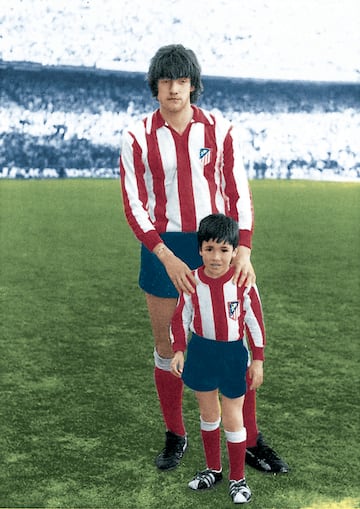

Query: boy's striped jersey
left=170, top=266, right=266, bottom=361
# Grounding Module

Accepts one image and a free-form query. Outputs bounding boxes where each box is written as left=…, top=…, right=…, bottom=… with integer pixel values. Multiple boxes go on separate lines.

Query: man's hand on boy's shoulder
left=154, top=243, right=196, bottom=295
left=232, top=246, right=256, bottom=288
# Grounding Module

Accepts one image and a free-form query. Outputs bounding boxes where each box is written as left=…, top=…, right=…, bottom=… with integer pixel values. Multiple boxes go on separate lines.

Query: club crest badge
left=228, top=301, right=240, bottom=321
left=199, top=147, right=211, bottom=165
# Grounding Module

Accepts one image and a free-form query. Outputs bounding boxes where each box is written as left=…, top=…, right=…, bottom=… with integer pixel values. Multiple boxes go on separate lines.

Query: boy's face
left=157, top=77, right=194, bottom=114
left=199, top=239, right=237, bottom=279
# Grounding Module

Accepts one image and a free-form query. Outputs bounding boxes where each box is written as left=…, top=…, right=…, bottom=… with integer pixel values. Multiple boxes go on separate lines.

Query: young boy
left=170, top=213, right=266, bottom=504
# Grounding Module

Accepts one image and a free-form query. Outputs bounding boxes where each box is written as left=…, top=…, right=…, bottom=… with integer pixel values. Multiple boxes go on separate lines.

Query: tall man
left=120, top=44, right=288, bottom=474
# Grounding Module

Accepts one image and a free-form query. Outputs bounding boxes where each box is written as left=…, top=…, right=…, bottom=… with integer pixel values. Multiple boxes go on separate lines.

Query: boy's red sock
left=201, top=425, right=222, bottom=472
left=226, top=428, right=247, bottom=480
left=154, top=367, right=186, bottom=436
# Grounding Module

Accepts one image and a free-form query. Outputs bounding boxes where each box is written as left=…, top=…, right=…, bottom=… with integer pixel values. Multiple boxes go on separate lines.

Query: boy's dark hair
left=147, top=44, right=204, bottom=103
left=198, top=213, right=239, bottom=249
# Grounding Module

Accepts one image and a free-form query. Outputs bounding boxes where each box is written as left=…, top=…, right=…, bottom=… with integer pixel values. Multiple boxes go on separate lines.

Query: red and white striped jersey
left=170, top=266, right=266, bottom=361
left=120, top=106, right=254, bottom=252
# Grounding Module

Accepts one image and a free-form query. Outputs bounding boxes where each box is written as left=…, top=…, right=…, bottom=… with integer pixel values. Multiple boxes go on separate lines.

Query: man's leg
left=145, top=293, right=187, bottom=470
left=243, top=372, right=289, bottom=474
left=242, top=373, right=259, bottom=447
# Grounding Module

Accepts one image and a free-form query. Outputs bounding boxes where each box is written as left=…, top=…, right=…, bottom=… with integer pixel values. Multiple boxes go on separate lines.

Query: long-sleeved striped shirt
left=170, top=266, right=266, bottom=361
left=120, top=106, right=254, bottom=252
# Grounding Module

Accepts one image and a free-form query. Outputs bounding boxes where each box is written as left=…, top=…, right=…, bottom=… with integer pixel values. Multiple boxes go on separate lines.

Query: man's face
left=157, top=77, right=194, bottom=113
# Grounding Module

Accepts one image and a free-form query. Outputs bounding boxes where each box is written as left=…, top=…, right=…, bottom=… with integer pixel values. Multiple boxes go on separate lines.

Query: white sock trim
left=225, top=427, right=247, bottom=443
left=153, top=348, right=172, bottom=372
left=200, top=417, right=221, bottom=432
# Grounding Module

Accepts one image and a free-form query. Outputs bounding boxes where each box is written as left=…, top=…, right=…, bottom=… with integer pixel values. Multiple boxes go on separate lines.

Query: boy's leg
left=225, top=428, right=247, bottom=481
left=222, top=396, right=252, bottom=503
left=188, top=391, right=223, bottom=491
left=222, top=395, right=247, bottom=481
left=145, top=293, right=187, bottom=470
left=196, top=390, right=222, bottom=472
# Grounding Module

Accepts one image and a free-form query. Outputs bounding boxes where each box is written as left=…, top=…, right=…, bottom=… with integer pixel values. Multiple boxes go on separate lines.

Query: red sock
left=243, top=371, right=259, bottom=447
left=154, top=367, right=186, bottom=436
left=227, top=437, right=246, bottom=481
left=201, top=427, right=222, bottom=471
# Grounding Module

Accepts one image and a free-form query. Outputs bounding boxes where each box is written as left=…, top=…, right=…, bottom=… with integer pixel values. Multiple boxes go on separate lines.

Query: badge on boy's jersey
left=228, top=301, right=240, bottom=321
left=199, top=148, right=211, bottom=165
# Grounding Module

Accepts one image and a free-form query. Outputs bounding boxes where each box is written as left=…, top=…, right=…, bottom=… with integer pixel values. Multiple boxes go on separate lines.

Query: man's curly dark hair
left=147, top=44, right=204, bottom=103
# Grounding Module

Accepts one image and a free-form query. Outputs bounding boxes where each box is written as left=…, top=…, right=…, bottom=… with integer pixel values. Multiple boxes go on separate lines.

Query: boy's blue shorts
left=182, top=333, right=249, bottom=398
left=139, top=232, right=202, bottom=298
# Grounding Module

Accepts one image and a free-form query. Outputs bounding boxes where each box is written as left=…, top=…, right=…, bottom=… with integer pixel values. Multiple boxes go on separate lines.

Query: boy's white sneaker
left=229, top=479, right=252, bottom=504
left=188, top=469, right=223, bottom=490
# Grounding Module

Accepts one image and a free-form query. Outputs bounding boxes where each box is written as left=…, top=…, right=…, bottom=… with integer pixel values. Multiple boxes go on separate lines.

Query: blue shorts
left=139, top=232, right=202, bottom=298
left=182, top=333, right=249, bottom=399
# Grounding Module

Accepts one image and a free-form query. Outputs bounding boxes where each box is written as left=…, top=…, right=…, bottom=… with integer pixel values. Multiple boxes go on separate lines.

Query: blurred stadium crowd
left=0, top=63, right=359, bottom=180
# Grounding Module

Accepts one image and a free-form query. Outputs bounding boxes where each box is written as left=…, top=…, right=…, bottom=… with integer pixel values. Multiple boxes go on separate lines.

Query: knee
left=222, top=398, right=244, bottom=431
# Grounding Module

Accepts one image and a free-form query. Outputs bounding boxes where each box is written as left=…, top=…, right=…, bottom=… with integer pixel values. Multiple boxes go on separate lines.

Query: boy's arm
left=170, top=351, right=184, bottom=378
left=170, top=293, right=190, bottom=353
left=248, top=360, right=264, bottom=390
left=170, top=287, right=194, bottom=350
left=243, top=284, right=266, bottom=361
left=170, top=285, right=195, bottom=377
left=243, top=284, right=266, bottom=389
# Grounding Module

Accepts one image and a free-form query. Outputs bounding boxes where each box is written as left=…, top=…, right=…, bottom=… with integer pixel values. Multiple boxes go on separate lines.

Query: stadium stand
left=1, top=62, right=359, bottom=180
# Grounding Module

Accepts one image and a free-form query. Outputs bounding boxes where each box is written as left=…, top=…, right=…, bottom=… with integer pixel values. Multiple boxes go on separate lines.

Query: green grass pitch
left=0, top=179, right=359, bottom=509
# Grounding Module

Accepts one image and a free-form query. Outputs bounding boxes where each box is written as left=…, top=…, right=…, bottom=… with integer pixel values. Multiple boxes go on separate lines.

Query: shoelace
left=194, top=470, right=217, bottom=488
left=229, top=480, right=250, bottom=499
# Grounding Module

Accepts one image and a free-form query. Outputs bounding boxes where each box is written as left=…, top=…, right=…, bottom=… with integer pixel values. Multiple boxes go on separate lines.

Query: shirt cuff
left=239, top=229, right=252, bottom=250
